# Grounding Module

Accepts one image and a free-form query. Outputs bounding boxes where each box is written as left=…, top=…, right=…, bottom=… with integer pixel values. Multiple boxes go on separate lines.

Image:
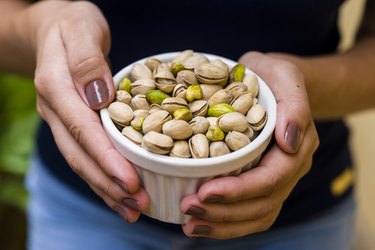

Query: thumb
left=239, top=51, right=311, bottom=154
left=60, top=5, right=114, bottom=110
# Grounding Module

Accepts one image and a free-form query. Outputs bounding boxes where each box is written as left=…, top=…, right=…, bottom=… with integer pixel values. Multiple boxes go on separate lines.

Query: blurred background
left=0, top=0, right=374, bottom=249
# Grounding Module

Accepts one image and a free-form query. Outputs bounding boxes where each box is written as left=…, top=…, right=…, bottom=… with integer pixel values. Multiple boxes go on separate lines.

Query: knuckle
left=70, top=55, right=106, bottom=84
left=65, top=154, right=83, bottom=176
left=254, top=202, right=273, bottom=220
left=263, top=173, right=282, bottom=196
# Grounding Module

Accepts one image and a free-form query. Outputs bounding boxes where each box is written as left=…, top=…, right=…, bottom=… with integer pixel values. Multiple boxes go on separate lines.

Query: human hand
left=180, top=52, right=319, bottom=239
left=28, top=1, right=149, bottom=222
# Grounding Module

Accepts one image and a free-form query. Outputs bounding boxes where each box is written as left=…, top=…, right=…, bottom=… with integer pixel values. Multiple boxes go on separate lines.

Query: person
left=0, top=0, right=373, bottom=249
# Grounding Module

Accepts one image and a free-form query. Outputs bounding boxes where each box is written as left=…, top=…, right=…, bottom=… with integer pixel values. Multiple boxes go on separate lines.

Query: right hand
left=27, top=1, right=150, bottom=222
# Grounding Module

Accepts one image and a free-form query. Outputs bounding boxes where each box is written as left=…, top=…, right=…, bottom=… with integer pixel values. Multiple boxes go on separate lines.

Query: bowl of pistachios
left=100, top=50, right=277, bottom=224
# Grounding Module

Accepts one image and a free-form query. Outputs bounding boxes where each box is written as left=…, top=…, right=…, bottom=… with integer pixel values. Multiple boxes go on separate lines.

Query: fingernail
left=113, top=177, right=129, bottom=193
left=285, top=123, right=301, bottom=152
left=123, top=198, right=140, bottom=212
left=203, top=194, right=224, bottom=203
left=85, top=80, right=109, bottom=109
left=192, top=225, right=211, bottom=236
left=114, top=205, right=128, bottom=222
left=185, top=206, right=206, bottom=217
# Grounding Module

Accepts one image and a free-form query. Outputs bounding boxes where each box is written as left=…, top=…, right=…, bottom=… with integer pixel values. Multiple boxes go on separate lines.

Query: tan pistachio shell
left=176, top=70, right=199, bottom=86
left=225, top=131, right=250, bottom=151
left=130, top=79, right=156, bottom=96
left=230, top=92, right=254, bottom=115
left=225, top=82, right=248, bottom=98
left=172, top=50, right=194, bottom=64
left=121, top=126, right=143, bottom=145
left=243, top=73, right=259, bottom=97
left=108, top=102, right=134, bottom=126
left=217, top=112, right=248, bottom=133
left=183, top=54, right=209, bottom=70
left=195, top=62, right=228, bottom=85
left=189, top=100, right=208, bottom=117
left=170, top=140, right=191, bottom=158
left=209, top=141, right=230, bottom=157
left=189, top=134, right=209, bottom=158
left=133, top=109, right=150, bottom=118
left=172, top=83, right=188, bottom=99
left=189, top=116, right=210, bottom=134
left=129, top=63, right=152, bottom=81
left=131, top=94, right=150, bottom=110
left=162, top=120, right=193, bottom=140
left=142, top=110, right=172, bottom=134
left=116, top=90, right=132, bottom=104
left=145, top=57, right=162, bottom=72
left=141, top=131, right=173, bottom=155
left=161, top=97, right=189, bottom=114
left=246, top=103, right=267, bottom=131
left=200, top=84, right=223, bottom=100
left=207, top=89, right=233, bottom=107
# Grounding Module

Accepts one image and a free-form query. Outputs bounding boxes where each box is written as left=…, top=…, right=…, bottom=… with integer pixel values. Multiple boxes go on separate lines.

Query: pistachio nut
left=141, top=131, right=174, bottom=155
left=207, top=89, right=233, bottom=107
left=176, top=70, right=199, bottom=86
left=116, top=90, right=132, bottom=104
left=130, top=78, right=156, bottom=96
left=189, top=116, right=210, bottom=134
left=131, top=94, right=151, bottom=110
left=146, top=89, right=170, bottom=105
left=183, top=53, right=209, bottom=70
left=142, top=110, right=172, bottom=134
left=206, top=125, right=225, bottom=141
left=207, top=103, right=235, bottom=117
left=243, top=73, right=259, bottom=97
left=170, top=140, right=191, bottom=158
left=173, top=108, right=193, bottom=121
left=200, top=84, right=223, bottom=100
left=108, top=102, right=134, bottom=127
left=172, top=50, right=194, bottom=64
left=243, top=126, right=255, bottom=140
left=186, top=84, right=203, bottom=102
left=130, top=116, right=144, bottom=131
left=162, top=120, right=193, bottom=140
left=209, top=141, right=230, bottom=157
left=189, top=134, right=209, bottom=158
left=161, top=97, right=189, bottom=114
left=217, top=112, right=248, bottom=132
left=118, top=77, right=132, bottom=92
left=153, top=65, right=176, bottom=93
left=145, top=57, right=162, bottom=72
left=133, top=109, right=150, bottom=118
left=129, top=63, right=152, bottom=81
left=172, top=83, right=188, bottom=99
left=246, top=103, right=267, bottom=131
left=225, top=82, right=248, bottom=98
left=189, top=100, right=208, bottom=117
left=195, top=62, right=228, bottom=85
left=206, top=117, right=219, bottom=127
left=229, top=63, right=246, bottom=83
left=170, top=62, right=185, bottom=76
left=149, top=103, right=163, bottom=113
left=211, top=59, right=229, bottom=74
left=230, top=92, right=253, bottom=115
left=121, top=126, right=143, bottom=145
left=225, top=131, right=250, bottom=151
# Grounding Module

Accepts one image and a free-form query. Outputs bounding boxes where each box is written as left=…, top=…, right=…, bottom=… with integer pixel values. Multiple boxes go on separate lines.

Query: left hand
left=180, top=52, right=319, bottom=239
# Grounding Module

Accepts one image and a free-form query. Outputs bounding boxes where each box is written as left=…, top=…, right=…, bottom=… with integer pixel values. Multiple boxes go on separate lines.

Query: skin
left=0, top=0, right=373, bottom=240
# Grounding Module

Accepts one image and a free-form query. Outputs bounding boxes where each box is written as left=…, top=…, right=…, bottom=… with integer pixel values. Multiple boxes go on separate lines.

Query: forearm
left=273, top=35, right=375, bottom=119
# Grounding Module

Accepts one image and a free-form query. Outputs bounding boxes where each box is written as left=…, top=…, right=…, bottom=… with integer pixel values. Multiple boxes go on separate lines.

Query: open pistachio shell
left=225, top=131, right=250, bottom=151
left=142, top=110, right=172, bottom=134
left=141, top=131, right=174, bottom=154
left=170, top=140, right=191, bottom=158
left=246, top=103, right=267, bottom=131
left=210, top=141, right=230, bottom=157
left=121, top=126, right=143, bottom=145
left=108, top=102, right=134, bottom=127
left=189, top=134, right=209, bottom=158
left=162, top=120, right=193, bottom=140
left=217, top=112, right=248, bottom=132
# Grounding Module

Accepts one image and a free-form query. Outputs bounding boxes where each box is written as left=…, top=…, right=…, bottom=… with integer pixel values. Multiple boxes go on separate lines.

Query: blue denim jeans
left=26, top=155, right=356, bottom=250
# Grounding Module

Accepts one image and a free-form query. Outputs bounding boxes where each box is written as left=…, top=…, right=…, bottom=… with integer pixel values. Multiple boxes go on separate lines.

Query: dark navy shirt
left=37, top=0, right=353, bottom=231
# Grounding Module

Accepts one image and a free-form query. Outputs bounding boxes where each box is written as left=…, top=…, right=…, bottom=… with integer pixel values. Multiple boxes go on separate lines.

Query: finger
left=239, top=51, right=311, bottom=153
left=35, top=30, right=140, bottom=194
left=193, top=119, right=318, bottom=203
left=59, top=1, right=114, bottom=110
left=38, top=97, right=150, bottom=222
left=182, top=207, right=282, bottom=239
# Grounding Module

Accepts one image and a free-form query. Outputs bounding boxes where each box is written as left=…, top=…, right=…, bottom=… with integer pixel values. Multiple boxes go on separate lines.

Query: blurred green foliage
left=0, top=72, right=39, bottom=210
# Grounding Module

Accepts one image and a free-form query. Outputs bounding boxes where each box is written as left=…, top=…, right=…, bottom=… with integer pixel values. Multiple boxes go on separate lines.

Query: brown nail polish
left=192, top=225, right=211, bottom=236
left=113, top=177, right=129, bottom=193
left=285, top=123, right=301, bottom=152
left=123, top=198, right=140, bottom=212
left=85, top=80, right=109, bottom=109
left=185, top=206, right=206, bottom=217
left=203, top=194, right=224, bottom=203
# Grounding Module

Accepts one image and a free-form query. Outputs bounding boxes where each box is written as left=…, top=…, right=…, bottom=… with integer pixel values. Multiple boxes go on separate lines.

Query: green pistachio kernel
left=207, top=103, right=235, bottom=117
left=173, top=108, right=193, bottom=121
left=118, top=77, right=132, bottom=92
left=130, top=116, right=145, bottom=131
left=146, top=90, right=170, bottom=105
left=206, top=125, right=225, bottom=141
left=186, top=84, right=203, bottom=102
left=229, top=64, right=246, bottom=83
